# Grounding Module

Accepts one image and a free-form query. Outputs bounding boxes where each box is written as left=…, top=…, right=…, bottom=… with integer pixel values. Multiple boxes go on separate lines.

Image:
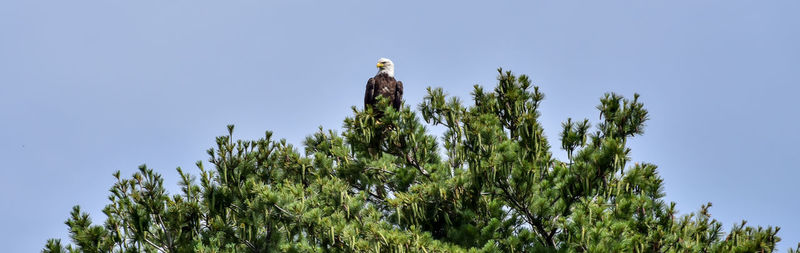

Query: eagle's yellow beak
left=376, top=62, right=384, bottom=68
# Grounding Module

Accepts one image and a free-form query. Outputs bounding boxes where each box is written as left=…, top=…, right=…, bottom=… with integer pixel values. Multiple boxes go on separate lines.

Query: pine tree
left=45, top=69, right=793, bottom=252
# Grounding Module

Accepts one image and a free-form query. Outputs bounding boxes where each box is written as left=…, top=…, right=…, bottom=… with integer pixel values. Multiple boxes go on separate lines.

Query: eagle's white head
left=376, top=58, right=395, bottom=77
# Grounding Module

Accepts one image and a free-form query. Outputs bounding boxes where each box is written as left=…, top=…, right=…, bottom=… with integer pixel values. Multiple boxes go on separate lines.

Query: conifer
left=45, top=69, right=791, bottom=252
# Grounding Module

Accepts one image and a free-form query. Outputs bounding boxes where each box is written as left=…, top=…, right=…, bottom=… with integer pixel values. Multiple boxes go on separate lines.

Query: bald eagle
left=364, top=58, right=403, bottom=111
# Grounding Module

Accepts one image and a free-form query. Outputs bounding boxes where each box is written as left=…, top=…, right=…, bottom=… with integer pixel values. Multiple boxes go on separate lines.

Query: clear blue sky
left=1, top=1, right=798, bottom=251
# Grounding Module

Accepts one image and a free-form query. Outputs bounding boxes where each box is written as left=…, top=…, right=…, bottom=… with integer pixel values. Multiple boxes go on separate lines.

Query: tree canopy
left=45, top=69, right=795, bottom=252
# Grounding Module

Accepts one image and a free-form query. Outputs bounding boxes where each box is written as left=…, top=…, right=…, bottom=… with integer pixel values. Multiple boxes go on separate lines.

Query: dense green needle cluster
left=45, top=69, right=796, bottom=252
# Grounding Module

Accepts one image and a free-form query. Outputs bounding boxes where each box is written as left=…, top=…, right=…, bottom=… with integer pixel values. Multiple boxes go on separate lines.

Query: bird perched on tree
left=363, top=58, right=404, bottom=156
left=364, top=58, right=404, bottom=111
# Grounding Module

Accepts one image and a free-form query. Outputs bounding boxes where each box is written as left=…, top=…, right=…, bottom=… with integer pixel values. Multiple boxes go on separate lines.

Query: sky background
left=1, top=1, right=798, bottom=251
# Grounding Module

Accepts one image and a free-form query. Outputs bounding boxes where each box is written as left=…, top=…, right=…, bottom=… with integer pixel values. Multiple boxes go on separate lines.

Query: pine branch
left=496, top=177, right=552, bottom=247
left=142, top=236, right=167, bottom=253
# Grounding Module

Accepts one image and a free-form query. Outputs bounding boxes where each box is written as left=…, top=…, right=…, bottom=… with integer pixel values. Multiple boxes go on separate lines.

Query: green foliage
left=46, top=69, right=791, bottom=252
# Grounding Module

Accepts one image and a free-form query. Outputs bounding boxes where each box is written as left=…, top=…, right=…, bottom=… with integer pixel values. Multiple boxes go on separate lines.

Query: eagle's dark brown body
left=364, top=73, right=403, bottom=110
